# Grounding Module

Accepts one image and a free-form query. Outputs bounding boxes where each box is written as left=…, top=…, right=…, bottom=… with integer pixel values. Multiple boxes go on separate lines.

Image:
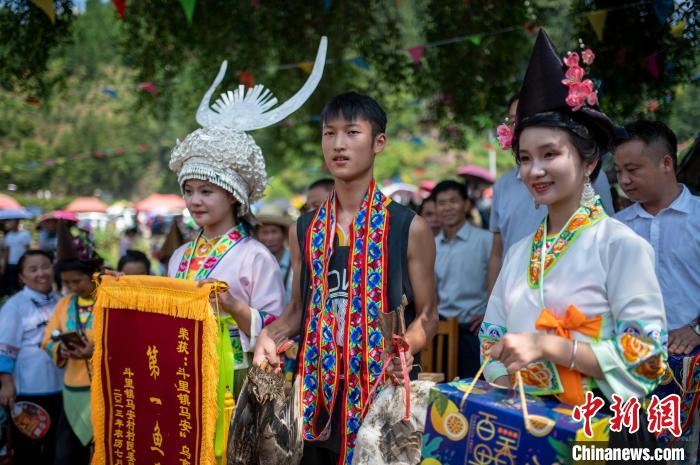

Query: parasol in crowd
left=65, top=197, right=109, bottom=214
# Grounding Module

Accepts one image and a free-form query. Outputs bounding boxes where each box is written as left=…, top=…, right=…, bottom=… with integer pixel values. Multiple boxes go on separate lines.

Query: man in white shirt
left=614, top=119, right=700, bottom=355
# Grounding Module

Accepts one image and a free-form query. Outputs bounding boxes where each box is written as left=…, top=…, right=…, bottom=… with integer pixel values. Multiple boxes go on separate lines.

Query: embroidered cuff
left=239, top=307, right=262, bottom=353
left=483, top=360, right=508, bottom=383
left=0, top=355, right=15, bottom=374
left=0, top=343, right=18, bottom=360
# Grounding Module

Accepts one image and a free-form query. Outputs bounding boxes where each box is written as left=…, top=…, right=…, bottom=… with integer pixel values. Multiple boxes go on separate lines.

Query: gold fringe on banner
left=91, top=275, right=219, bottom=465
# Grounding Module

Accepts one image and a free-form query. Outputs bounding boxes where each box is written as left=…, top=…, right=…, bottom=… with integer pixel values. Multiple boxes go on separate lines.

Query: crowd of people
left=0, top=29, right=697, bottom=465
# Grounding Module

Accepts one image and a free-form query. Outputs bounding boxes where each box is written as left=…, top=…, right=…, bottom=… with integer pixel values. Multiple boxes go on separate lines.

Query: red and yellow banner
left=91, top=275, right=218, bottom=465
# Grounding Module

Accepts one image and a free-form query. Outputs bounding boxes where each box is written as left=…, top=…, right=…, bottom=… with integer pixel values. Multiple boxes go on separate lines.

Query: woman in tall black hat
left=481, top=30, right=667, bottom=446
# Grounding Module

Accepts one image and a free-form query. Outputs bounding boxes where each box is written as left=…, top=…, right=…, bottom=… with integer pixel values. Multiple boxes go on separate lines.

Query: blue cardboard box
left=420, top=379, right=609, bottom=465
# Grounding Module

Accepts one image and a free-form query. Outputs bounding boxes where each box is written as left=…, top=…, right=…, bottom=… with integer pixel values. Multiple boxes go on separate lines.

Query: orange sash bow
left=535, top=305, right=602, bottom=406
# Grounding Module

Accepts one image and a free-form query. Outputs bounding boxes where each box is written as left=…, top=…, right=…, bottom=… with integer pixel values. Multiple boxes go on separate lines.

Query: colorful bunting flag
left=101, top=87, right=118, bottom=98
left=349, top=56, right=370, bottom=70
left=643, top=53, right=660, bottom=80
left=137, top=82, right=159, bottom=94
left=671, top=20, right=685, bottom=38
left=323, top=0, right=332, bottom=12
left=112, top=0, right=125, bottom=20
left=407, top=45, right=425, bottom=64
left=587, top=9, right=607, bottom=41
left=29, top=0, right=55, bottom=23
left=297, top=62, right=314, bottom=74
left=180, top=0, right=196, bottom=23
left=236, top=71, right=254, bottom=88
left=467, top=34, right=481, bottom=46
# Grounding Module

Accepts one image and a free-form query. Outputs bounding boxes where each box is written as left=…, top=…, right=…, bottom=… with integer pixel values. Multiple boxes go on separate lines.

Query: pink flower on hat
left=582, top=48, right=595, bottom=65
left=563, top=65, right=585, bottom=85
left=496, top=123, right=513, bottom=149
left=562, top=47, right=599, bottom=111
left=565, top=80, right=597, bottom=111
left=563, top=51, right=580, bottom=68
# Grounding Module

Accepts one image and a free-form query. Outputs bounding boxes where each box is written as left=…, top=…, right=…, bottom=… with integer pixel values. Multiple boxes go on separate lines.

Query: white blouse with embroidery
left=481, top=213, right=668, bottom=402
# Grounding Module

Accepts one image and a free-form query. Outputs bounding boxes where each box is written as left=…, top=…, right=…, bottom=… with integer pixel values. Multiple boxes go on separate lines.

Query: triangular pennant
left=643, top=53, right=660, bottom=80
left=670, top=20, right=685, bottom=38
left=112, top=0, right=126, bottom=20
left=29, top=0, right=55, bottom=23
left=467, top=34, right=482, bottom=46
left=323, top=0, right=332, bottom=11
left=587, top=9, right=607, bottom=41
left=180, top=0, right=196, bottom=23
left=350, top=56, right=370, bottom=70
left=407, top=45, right=425, bottom=64
left=236, top=71, right=254, bottom=88
left=137, top=82, right=159, bottom=94
left=652, top=0, right=672, bottom=24
left=297, top=62, right=314, bottom=74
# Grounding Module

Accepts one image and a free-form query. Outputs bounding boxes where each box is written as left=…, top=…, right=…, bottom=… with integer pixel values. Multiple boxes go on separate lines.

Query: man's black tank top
left=294, top=200, right=417, bottom=374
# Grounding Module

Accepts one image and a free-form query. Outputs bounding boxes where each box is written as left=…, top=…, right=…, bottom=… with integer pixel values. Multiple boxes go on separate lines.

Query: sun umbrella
left=0, top=194, right=21, bottom=210
left=0, top=209, right=33, bottom=220
left=456, top=165, right=495, bottom=184
left=36, top=211, right=79, bottom=225
left=65, top=197, right=109, bottom=213
left=134, top=194, right=186, bottom=213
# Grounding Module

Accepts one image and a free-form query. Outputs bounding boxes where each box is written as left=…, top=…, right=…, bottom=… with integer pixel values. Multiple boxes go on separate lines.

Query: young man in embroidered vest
left=42, top=220, right=103, bottom=465
left=253, top=92, right=438, bottom=465
left=614, top=120, right=700, bottom=355
left=432, top=180, right=492, bottom=378
left=482, top=30, right=666, bottom=450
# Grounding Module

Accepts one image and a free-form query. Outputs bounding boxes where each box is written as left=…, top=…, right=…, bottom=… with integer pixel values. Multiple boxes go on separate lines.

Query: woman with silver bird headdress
left=167, top=36, right=327, bottom=463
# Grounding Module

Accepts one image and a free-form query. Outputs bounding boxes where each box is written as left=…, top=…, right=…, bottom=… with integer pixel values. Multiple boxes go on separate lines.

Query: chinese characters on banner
left=90, top=275, right=218, bottom=465
left=101, top=310, right=203, bottom=464
left=572, top=390, right=682, bottom=438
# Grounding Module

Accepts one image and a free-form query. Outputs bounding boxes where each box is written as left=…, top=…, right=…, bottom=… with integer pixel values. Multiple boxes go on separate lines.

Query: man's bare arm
left=487, top=232, right=503, bottom=294
left=404, top=215, right=439, bottom=354
left=252, top=221, right=303, bottom=367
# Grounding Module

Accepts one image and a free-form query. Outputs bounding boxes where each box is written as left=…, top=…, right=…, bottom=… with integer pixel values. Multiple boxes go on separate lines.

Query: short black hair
left=308, top=178, right=335, bottom=192
left=117, top=250, right=151, bottom=274
left=619, top=119, right=678, bottom=169
left=56, top=259, right=101, bottom=277
left=417, top=196, right=436, bottom=215
left=432, top=180, right=469, bottom=201
left=320, top=92, right=387, bottom=137
left=18, top=249, right=53, bottom=274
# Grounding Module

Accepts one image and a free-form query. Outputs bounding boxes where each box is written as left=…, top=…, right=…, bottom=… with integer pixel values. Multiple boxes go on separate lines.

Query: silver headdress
left=170, top=37, right=328, bottom=216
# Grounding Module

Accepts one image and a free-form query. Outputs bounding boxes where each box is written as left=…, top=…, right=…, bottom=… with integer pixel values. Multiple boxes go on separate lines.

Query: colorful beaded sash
left=527, top=197, right=606, bottom=288
left=298, top=180, right=389, bottom=465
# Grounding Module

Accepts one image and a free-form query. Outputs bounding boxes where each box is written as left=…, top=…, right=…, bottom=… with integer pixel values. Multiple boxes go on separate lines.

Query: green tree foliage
left=0, top=0, right=74, bottom=96
left=571, top=0, right=699, bottom=121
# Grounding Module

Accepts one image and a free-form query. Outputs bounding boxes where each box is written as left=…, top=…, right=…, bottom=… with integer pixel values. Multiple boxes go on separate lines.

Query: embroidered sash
left=298, top=180, right=389, bottom=465
left=527, top=197, right=606, bottom=288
